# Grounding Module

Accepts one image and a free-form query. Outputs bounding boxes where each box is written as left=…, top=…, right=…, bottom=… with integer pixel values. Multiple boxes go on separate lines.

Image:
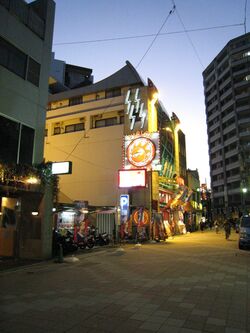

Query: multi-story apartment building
left=0, top=0, right=55, bottom=258
left=45, top=59, right=190, bottom=236
left=203, top=33, right=250, bottom=216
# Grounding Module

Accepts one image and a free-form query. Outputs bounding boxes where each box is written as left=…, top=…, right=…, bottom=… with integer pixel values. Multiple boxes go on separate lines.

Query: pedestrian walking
left=200, top=217, right=205, bottom=232
left=224, top=219, right=231, bottom=240
left=214, top=220, right=219, bottom=234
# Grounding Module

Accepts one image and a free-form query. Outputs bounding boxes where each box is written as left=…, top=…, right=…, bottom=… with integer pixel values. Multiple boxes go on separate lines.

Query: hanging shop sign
left=124, top=132, right=160, bottom=170
left=51, top=161, right=72, bottom=175
left=125, top=88, right=147, bottom=131
left=118, top=169, right=146, bottom=188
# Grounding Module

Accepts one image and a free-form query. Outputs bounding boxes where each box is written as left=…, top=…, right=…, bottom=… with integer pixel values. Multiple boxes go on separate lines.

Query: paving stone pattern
left=0, top=230, right=250, bottom=333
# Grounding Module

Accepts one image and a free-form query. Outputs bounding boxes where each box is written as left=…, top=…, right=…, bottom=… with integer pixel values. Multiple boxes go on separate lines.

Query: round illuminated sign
left=127, top=137, right=156, bottom=167
left=132, top=208, right=150, bottom=225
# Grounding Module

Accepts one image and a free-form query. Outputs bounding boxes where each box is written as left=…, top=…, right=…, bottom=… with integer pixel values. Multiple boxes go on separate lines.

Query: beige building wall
left=45, top=94, right=126, bottom=206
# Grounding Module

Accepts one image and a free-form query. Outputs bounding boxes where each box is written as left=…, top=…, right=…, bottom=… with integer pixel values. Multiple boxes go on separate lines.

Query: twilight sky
left=51, top=0, right=249, bottom=186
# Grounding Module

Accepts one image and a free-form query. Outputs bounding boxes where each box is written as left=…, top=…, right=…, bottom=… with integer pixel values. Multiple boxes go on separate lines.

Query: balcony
left=239, top=126, right=250, bottom=137
left=238, top=117, right=250, bottom=125
left=207, top=99, right=219, bottom=111
left=222, top=111, right=235, bottom=123
left=225, top=149, right=238, bottom=159
left=234, top=79, right=250, bottom=89
left=225, top=161, right=240, bottom=171
left=211, top=167, right=224, bottom=176
left=236, top=104, right=250, bottom=113
left=235, top=91, right=250, bottom=100
left=0, top=0, right=45, bottom=39
left=222, top=123, right=237, bottom=135
left=212, top=179, right=225, bottom=187
left=227, top=174, right=241, bottom=183
left=221, top=100, right=234, bottom=113
left=212, top=191, right=225, bottom=198
left=220, top=87, right=233, bottom=101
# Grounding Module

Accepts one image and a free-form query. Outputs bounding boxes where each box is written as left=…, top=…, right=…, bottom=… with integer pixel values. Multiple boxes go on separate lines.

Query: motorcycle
left=76, top=230, right=95, bottom=249
left=93, top=227, right=110, bottom=246
left=55, top=230, right=78, bottom=255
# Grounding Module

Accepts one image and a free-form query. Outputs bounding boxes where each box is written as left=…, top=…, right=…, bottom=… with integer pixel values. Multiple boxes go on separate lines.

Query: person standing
left=200, top=217, right=205, bottom=232
left=214, top=220, right=219, bottom=234
left=224, top=219, right=231, bottom=240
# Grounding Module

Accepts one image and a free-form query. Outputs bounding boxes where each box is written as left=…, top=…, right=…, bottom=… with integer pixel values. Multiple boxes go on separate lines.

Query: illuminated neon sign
left=124, top=132, right=160, bottom=170
left=125, top=88, right=146, bottom=130
left=127, top=137, right=155, bottom=167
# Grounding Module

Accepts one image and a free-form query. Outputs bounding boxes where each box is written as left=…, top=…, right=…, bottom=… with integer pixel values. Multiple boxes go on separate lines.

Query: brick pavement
left=0, top=230, right=249, bottom=333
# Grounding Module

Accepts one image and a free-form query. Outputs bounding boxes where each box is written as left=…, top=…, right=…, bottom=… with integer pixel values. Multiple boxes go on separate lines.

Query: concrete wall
left=45, top=95, right=125, bottom=206
left=0, top=0, right=55, bottom=163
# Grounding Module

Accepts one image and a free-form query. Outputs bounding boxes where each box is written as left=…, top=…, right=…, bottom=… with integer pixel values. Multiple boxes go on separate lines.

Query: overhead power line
left=136, top=4, right=176, bottom=68
left=53, top=23, right=243, bottom=46
left=57, top=3, right=176, bottom=159
left=171, top=0, right=204, bottom=68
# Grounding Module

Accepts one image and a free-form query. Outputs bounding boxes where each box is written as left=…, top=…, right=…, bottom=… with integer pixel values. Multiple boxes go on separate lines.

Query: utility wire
left=65, top=134, right=86, bottom=160
left=171, top=0, right=204, bottom=68
left=57, top=4, right=175, bottom=159
left=50, top=144, right=116, bottom=171
left=56, top=7, right=174, bottom=159
left=136, top=4, right=176, bottom=68
left=53, top=23, right=243, bottom=46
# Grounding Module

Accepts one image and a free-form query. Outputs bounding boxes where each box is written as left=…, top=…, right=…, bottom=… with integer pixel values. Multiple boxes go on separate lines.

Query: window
left=120, top=116, right=124, bottom=124
left=27, top=58, right=40, bottom=87
left=19, top=125, right=34, bottom=164
left=0, top=36, right=27, bottom=79
left=0, top=115, right=34, bottom=164
left=95, top=117, right=117, bottom=128
left=0, top=36, right=41, bottom=86
left=243, top=51, right=250, bottom=58
left=65, top=123, right=84, bottom=133
left=106, top=88, right=121, bottom=98
left=53, top=127, right=61, bottom=135
left=44, top=129, right=48, bottom=137
left=0, top=115, right=20, bottom=163
left=69, top=96, right=83, bottom=106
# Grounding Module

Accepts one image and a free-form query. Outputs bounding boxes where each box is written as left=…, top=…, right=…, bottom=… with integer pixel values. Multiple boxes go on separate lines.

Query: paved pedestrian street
left=0, top=230, right=250, bottom=333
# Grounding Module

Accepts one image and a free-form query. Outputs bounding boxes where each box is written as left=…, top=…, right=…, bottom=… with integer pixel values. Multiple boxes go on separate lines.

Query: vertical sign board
left=120, top=194, right=129, bottom=224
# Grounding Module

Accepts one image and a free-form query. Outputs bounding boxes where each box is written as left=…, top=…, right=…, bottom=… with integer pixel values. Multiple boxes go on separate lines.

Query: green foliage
left=0, top=161, right=59, bottom=203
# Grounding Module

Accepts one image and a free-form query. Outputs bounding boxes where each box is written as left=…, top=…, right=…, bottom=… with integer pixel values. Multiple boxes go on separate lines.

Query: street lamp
left=242, top=187, right=247, bottom=214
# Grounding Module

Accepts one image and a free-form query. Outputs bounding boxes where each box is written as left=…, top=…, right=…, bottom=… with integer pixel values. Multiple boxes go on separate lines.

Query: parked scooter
left=76, top=230, right=95, bottom=249
left=92, top=227, right=110, bottom=246
left=55, top=230, right=78, bottom=255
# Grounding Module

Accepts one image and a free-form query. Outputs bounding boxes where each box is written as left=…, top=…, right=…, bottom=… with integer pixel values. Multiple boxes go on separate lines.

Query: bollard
left=58, top=244, right=64, bottom=263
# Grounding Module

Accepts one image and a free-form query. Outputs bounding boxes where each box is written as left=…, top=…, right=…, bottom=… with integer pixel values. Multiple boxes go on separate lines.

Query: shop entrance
left=0, top=197, right=19, bottom=257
